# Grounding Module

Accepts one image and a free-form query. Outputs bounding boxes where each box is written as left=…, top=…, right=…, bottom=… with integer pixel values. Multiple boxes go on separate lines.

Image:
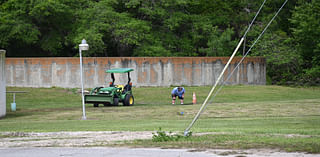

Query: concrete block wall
left=5, top=57, right=266, bottom=88
left=0, top=50, right=6, bottom=118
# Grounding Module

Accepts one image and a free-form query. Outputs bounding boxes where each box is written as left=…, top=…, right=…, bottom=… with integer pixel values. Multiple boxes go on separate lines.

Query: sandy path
left=0, top=131, right=153, bottom=147
left=1, top=131, right=319, bottom=156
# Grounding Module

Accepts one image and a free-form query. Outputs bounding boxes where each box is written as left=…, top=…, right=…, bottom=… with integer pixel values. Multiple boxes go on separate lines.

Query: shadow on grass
left=87, top=102, right=194, bottom=108
left=1, top=111, right=34, bottom=119
left=89, top=103, right=158, bottom=107
left=1, top=107, right=78, bottom=120
left=133, top=102, right=194, bottom=106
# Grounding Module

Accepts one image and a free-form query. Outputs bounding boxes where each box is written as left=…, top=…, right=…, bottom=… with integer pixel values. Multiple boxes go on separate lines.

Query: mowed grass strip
left=126, top=133, right=320, bottom=153
left=1, top=86, right=320, bottom=152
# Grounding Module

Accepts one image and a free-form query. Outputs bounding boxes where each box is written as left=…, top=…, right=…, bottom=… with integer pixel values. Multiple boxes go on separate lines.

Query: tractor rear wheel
left=123, top=94, right=134, bottom=106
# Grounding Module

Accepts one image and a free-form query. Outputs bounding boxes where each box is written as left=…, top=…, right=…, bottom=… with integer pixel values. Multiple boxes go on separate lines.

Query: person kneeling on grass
left=171, top=86, right=185, bottom=104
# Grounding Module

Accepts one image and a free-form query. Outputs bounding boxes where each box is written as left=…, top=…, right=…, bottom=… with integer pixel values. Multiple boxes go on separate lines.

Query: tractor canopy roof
left=106, top=68, right=134, bottom=73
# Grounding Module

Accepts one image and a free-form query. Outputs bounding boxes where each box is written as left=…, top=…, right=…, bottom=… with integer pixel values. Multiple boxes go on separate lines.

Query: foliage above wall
left=0, top=0, right=319, bottom=84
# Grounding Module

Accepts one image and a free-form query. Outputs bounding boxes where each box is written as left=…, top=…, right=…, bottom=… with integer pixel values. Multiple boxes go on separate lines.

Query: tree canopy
left=0, top=0, right=319, bottom=85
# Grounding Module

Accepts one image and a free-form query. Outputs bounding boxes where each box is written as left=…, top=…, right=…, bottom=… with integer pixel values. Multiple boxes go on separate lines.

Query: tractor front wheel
left=113, top=97, right=119, bottom=106
left=123, top=94, right=134, bottom=106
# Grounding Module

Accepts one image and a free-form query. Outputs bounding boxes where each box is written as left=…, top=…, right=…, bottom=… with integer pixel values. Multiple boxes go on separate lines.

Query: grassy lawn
left=1, top=85, right=320, bottom=153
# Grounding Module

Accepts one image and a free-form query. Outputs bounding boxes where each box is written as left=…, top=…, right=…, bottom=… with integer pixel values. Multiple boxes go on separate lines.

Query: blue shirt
left=171, top=87, right=185, bottom=97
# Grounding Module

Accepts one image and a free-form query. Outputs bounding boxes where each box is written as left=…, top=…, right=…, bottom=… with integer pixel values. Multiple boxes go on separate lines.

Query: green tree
left=200, top=27, right=236, bottom=56
left=251, top=30, right=302, bottom=84
left=0, top=0, right=40, bottom=54
left=290, top=0, right=320, bottom=81
left=72, top=0, right=151, bottom=57
left=0, top=0, right=318, bottom=85
left=0, top=0, right=87, bottom=56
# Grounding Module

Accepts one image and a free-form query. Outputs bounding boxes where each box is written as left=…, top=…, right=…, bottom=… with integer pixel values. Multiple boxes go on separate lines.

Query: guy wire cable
left=207, top=0, right=289, bottom=107
left=184, top=0, right=288, bottom=136
left=184, top=0, right=266, bottom=136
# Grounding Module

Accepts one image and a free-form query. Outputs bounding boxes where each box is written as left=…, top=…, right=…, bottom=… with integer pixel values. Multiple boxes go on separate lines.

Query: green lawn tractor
left=84, top=68, right=134, bottom=107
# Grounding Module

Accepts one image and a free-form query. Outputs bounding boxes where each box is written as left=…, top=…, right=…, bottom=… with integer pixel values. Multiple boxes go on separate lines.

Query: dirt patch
left=1, top=131, right=317, bottom=148
left=1, top=131, right=319, bottom=156
left=0, top=131, right=153, bottom=147
left=208, top=149, right=320, bottom=157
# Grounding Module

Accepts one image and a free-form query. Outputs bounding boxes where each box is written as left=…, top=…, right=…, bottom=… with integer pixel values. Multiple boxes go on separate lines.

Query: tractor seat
left=115, top=85, right=124, bottom=93
left=123, top=84, right=132, bottom=93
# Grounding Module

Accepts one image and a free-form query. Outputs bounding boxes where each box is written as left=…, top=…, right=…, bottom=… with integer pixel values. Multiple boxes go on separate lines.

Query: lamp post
left=79, top=39, right=89, bottom=120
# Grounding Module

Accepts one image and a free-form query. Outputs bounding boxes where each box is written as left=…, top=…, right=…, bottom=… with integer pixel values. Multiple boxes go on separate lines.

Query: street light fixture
left=79, top=39, right=89, bottom=120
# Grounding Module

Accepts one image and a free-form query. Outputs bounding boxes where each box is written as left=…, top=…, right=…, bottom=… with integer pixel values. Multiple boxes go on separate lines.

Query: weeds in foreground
left=152, top=128, right=192, bottom=142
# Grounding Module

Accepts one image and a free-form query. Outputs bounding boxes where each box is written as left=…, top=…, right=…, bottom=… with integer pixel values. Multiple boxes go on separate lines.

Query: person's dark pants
left=172, top=94, right=184, bottom=104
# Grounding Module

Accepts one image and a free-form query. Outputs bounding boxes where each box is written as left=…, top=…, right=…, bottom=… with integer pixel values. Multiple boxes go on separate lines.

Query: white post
left=0, top=50, right=6, bottom=118
left=79, top=39, right=89, bottom=120
left=79, top=49, right=86, bottom=120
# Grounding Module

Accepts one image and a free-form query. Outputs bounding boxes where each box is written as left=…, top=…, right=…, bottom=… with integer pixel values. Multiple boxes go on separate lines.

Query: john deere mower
left=84, top=68, right=134, bottom=107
